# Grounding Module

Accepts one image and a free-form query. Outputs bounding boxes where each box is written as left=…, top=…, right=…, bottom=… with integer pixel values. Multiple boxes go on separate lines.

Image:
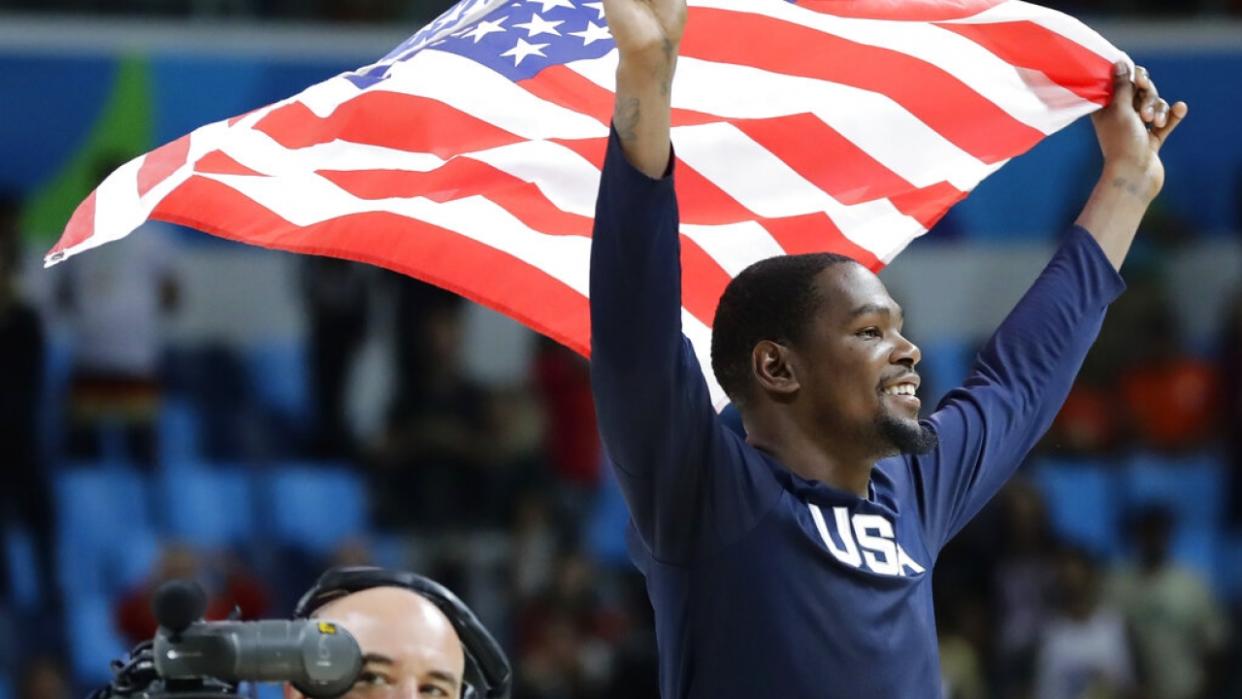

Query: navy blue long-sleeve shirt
left=589, top=128, right=1125, bottom=698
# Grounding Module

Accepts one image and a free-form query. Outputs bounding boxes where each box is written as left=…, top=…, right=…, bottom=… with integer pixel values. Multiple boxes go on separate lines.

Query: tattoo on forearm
left=615, top=96, right=640, bottom=141
left=1110, top=175, right=1147, bottom=199
left=659, top=39, right=675, bottom=97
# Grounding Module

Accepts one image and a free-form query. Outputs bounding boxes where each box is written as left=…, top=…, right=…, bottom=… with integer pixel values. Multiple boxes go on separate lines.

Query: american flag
left=46, top=0, right=1124, bottom=408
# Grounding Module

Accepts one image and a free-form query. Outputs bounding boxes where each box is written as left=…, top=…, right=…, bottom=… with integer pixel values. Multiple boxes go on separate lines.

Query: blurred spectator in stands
left=0, top=191, right=55, bottom=610
left=601, top=571, right=660, bottom=699
left=390, top=277, right=460, bottom=399
left=1118, top=302, right=1220, bottom=453
left=512, top=493, right=559, bottom=601
left=371, top=293, right=495, bottom=530
left=1105, top=506, right=1229, bottom=699
left=938, top=594, right=987, bottom=699
left=533, top=337, right=602, bottom=493
left=1034, top=546, right=1134, bottom=699
left=1044, top=376, right=1120, bottom=456
left=1044, top=275, right=1166, bottom=457
left=994, top=481, right=1057, bottom=698
left=58, top=156, right=179, bottom=468
left=17, top=656, right=71, bottom=699
left=114, top=543, right=270, bottom=646
left=302, top=257, right=370, bottom=459
left=1221, top=288, right=1242, bottom=527
left=515, top=553, right=614, bottom=698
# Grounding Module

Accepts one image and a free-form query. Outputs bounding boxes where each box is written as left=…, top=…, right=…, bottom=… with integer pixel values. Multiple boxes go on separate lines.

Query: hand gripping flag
left=46, top=0, right=1126, bottom=408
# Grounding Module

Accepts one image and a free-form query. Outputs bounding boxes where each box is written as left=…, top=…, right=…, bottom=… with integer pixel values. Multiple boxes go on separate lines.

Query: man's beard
left=876, top=413, right=938, bottom=455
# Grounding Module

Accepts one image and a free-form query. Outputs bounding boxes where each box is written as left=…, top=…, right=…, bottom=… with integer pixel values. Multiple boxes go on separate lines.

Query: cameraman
left=289, top=567, right=510, bottom=699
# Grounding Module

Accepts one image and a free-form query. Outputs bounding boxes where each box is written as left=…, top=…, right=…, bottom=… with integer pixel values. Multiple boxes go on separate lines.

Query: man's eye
left=357, top=672, right=392, bottom=687
left=419, top=685, right=451, bottom=698
left=857, top=327, right=881, bottom=339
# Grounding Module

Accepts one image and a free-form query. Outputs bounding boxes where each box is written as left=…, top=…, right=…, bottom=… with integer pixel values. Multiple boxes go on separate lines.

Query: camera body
left=93, top=581, right=363, bottom=699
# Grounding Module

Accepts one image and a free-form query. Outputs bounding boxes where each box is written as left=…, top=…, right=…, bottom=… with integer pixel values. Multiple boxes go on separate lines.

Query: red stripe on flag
left=733, top=113, right=915, bottom=205
left=318, top=159, right=593, bottom=237
left=889, top=181, right=966, bottom=230
left=523, top=65, right=719, bottom=127
left=733, top=114, right=967, bottom=228
left=47, top=190, right=97, bottom=258
left=759, top=213, right=883, bottom=271
left=196, top=150, right=266, bottom=177
left=556, top=135, right=777, bottom=226
left=253, top=93, right=523, bottom=158
left=150, top=175, right=593, bottom=356
left=674, top=159, right=763, bottom=225
left=682, top=7, right=1045, bottom=163
left=137, top=135, right=190, bottom=198
left=679, top=236, right=733, bottom=326
left=794, top=0, right=1004, bottom=21
left=549, top=136, right=607, bottom=170
left=936, top=21, right=1113, bottom=104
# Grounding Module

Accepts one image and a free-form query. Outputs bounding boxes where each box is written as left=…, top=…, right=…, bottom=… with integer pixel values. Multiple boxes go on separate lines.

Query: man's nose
left=893, top=333, right=921, bottom=368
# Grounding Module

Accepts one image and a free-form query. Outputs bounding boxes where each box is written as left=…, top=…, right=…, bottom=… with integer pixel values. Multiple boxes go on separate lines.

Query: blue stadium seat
left=1223, top=535, right=1242, bottom=602
left=1122, top=452, right=1226, bottom=528
left=251, top=681, right=286, bottom=699
left=4, top=524, right=41, bottom=610
left=1030, top=458, right=1120, bottom=557
left=158, top=399, right=203, bottom=463
left=368, top=533, right=413, bottom=570
left=262, top=464, right=367, bottom=555
left=54, top=465, right=157, bottom=596
left=248, top=343, right=312, bottom=424
left=39, top=338, right=75, bottom=462
left=1165, top=523, right=1222, bottom=591
left=157, top=462, right=255, bottom=549
left=915, top=339, right=977, bottom=408
left=588, top=463, right=632, bottom=568
left=65, top=594, right=129, bottom=687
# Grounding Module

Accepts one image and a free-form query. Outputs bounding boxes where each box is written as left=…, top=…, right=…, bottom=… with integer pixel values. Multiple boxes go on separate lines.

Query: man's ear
left=752, top=340, right=800, bottom=401
left=284, top=683, right=304, bottom=699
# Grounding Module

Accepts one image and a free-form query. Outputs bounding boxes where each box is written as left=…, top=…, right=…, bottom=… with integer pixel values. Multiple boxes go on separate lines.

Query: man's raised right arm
left=605, top=0, right=684, bottom=177
left=589, top=0, right=779, bottom=561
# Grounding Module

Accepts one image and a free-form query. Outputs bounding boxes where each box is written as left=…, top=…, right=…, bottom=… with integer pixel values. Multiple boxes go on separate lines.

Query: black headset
left=293, top=566, right=512, bottom=699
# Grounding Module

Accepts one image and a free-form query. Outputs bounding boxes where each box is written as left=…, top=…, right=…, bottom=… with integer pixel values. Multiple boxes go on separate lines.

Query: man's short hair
left=710, top=252, right=856, bottom=403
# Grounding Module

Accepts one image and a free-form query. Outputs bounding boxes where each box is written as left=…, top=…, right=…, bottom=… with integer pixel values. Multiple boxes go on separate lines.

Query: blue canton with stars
left=349, top=0, right=616, bottom=87
left=436, top=0, right=616, bottom=80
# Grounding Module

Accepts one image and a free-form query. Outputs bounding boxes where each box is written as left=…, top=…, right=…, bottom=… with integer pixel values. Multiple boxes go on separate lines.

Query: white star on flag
left=525, top=0, right=574, bottom=13
left=583, top=2, right=604, bottom=19
left=568, top=21, right=610, bottom=46
left=500, top=36, right=550, bottom=65
left=460, top=15, right=508, bottom=43
left=514, top=13, right=564, bottom=38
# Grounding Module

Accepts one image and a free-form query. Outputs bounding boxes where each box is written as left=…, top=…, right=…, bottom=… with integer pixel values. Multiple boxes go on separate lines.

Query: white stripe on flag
left=569, top=53, right=995, bottom=191
left=671, top=121, right=923, bottom=259
left=465, top=140, right=603, bottom=217
left=201, top=171, right=594, bottom=293
left=681, top=309, right=728, bottom=410
left=380, top=49, right=610, bottom=140
left=939, top=0, right=1125, bottom=63
left=681, top=221, right=788, bottom=277
left=221, top=127, right=447, bottom=176
left=691, top=0, right=1084, bottom=135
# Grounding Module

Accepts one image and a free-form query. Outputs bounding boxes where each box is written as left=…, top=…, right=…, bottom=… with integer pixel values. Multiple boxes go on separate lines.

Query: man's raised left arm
left=912, top=62, right=1187, bottom=551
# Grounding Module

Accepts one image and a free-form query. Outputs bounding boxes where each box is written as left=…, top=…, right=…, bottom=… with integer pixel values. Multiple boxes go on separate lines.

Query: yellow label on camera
left=318, top=622, right=338, bottom=635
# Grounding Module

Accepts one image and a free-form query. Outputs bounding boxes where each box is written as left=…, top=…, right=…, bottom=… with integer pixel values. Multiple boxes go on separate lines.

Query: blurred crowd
left=2, top=0, right=1242, bottom=22
left=1, top=156, right=1241, bottom=699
